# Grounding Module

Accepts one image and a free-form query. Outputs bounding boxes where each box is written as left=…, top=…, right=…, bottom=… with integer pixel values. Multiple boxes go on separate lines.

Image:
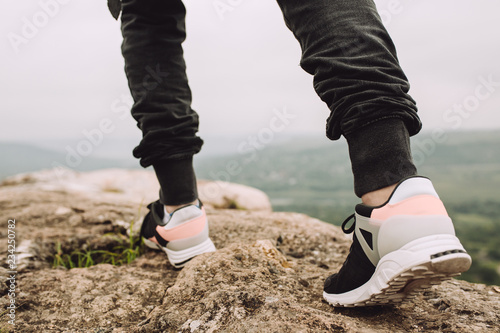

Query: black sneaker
left=323, top=176, right=472, bottom=307
left=140, top=200, right=216, bottom=268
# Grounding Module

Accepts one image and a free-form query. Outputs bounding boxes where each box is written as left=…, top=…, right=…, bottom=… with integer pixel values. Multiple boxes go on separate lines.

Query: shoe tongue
left=150, top=201, right=166, bottom=225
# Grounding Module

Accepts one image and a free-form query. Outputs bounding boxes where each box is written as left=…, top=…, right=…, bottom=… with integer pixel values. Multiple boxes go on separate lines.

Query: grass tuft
left=52, top=209, right=144, bottom=269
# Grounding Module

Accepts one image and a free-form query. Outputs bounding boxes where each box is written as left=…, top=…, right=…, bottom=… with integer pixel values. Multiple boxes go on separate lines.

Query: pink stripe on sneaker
left=156, top=213, right=206, bottom=241
left=371, top=195, right=448, bottom=220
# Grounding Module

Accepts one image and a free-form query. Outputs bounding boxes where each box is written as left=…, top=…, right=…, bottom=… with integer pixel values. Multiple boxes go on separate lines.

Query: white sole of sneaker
left=144, top=237, right=216, bottom=269
left=165, top=238, right=216, bottom=268
left=323, top=234, right=472, bottom=307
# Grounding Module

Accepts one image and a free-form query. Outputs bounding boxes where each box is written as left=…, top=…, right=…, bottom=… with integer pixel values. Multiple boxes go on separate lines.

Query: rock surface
left=0, top=169, right=499, bottom=332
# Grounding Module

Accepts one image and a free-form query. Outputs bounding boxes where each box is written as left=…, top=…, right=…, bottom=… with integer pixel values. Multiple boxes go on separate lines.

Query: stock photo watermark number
left=5, top=219, right=17, bottom=326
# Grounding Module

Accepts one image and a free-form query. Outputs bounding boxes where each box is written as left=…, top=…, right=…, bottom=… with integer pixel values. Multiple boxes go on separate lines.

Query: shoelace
left=341, top=213, right=356, bottom=234
left=332, top=213, right=357, bottom=276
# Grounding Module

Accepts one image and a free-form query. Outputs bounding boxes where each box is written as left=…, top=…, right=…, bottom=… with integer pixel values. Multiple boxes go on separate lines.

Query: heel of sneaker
left=164, top=222, right=216, bottom=268
left=165, top=237, right=216, bottom=268
left=378, top=234, right=471, bottom=278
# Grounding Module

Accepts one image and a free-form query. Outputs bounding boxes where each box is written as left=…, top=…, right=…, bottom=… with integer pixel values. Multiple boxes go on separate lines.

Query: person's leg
left=276, top=0, right=420, bottom=199
left=121, top=0, right=215, bottom=268
left=276, top=0, right=471, bottom=306
left=121, top=0, right=201, bottom=207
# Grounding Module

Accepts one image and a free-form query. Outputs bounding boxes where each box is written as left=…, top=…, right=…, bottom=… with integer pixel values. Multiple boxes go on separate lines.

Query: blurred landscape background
left=1, top=129, right=499, bottom=286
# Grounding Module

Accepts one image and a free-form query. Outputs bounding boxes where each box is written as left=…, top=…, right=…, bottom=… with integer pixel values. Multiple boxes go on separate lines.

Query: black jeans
left=120, top=0, right=420, bottom=203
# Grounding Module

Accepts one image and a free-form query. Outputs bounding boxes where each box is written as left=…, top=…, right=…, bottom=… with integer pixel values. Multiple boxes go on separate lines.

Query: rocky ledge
left=0, top=169, right=499, bottom=332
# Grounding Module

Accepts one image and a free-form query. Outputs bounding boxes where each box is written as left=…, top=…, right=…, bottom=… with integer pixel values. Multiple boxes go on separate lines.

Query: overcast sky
left=2, top=0, right=499, bottom=147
